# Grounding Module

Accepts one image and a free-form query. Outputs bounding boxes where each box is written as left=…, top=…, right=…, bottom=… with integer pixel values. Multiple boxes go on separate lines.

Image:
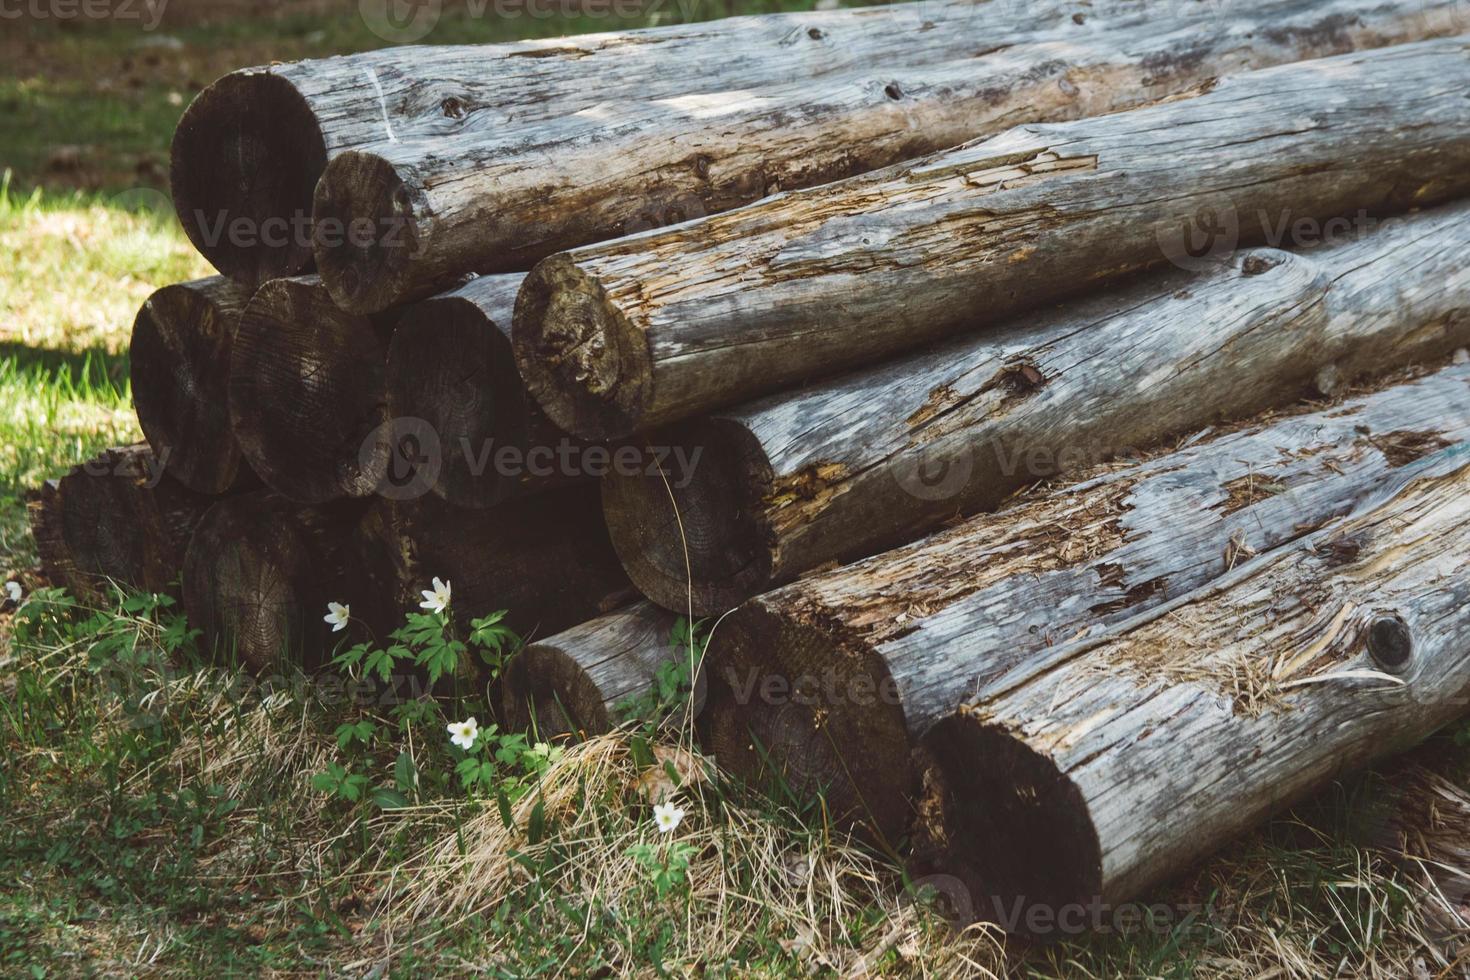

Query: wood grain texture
left=384, top=272, right=589, bottom=508
left=700, top=364, right=1470, bottom=843
left=500, top=600, right=682, bottom=736
left=129, top=276, right=256, bottom=494
left=515, top=37, right=1470, bottom=440
left=923, top=445, right=1470, bottom=928
left=357, top=486, right=638, bottom=645
left=227, top=275, right=398, bottom=504
left=27, top=445, right=217, bottom=604
left=181, top=492, right=378, bottom=673
left=604, top=201, right=1470, bottom=614
left=171, top=0, right=1105, bottom=285
left=317, top=0, right=1468, bottom=312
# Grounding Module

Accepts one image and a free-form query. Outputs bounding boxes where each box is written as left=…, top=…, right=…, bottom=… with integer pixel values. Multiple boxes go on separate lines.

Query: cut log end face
left=702, top=602, right=913, bottom=843
left=229, top=279, right=390, bottom=504
left=314, top=151, right=423, bottom=315
left=601, top=418, right=774, bottom=614
left=129, top=282, right=245, bottom=494
left=386, top=299, right=526, bottom=508
left=513, top=255, right=653, bottom=440
left=922, top=714, right=1103, bottom=935
left=170, top=71, right=326, bottom=286
left=501, top=644, right=614, bottom=738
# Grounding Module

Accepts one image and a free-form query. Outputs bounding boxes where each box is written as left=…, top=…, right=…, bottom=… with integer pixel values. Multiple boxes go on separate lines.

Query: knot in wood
left=1367, top=614, right=1413, bottom=672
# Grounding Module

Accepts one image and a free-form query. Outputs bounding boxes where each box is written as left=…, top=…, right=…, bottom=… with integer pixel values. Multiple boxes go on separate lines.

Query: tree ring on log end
left=130, top=285, right=243, bottom=494
left=601, top=417, right=773, bottom=615
left=701, top=602, right=914, bottom=844
left=513, top=255, right=652, bottom=441
left=314, top=151, right=424, bottom=315
left=500, top=644, right=613, bottom=738
left=387, top=297, right=526, bottom=508
left=183, top=497, right=319, bottom=674
left=922, top=714, right=1103, bottom=934
left=169, top=71, right=325, bottom=285
left=229, top=279, right=391, bottom=504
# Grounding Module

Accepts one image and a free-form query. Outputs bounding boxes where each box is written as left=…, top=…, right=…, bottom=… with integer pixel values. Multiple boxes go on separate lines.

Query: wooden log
left=604, top=200, right=1470, bottom=615
left=170, top=0, right=1100, bottom=286
left=27, top=445, right=216, bottom=604
left=227, top=275, right=399, bottom=504
left=699, top=364, right=1470, bottom=843
left=921, top=446, right=1470, bottom=929
left=500, top=600, right=684, bottom=737
left=317, top=0, right=1467, bottom=313
left=514, top=38, right=1470, bottom=441
left=181, top=492, right=382, bottom=673
left=360, top=486, right=638, bottom=643
left=384, top=272, right=586, bottom=508
left=129, top=276, right=255, bottom=494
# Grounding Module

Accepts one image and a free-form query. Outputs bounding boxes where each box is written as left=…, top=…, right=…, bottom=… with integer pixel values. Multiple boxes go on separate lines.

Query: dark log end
left=601, top=418, right=775, bottom=616
left=169, top=70, right=325, bottom=286
left=228, top=278, right=390, bottom=504
left=501, top=643, right=614, bottom=738
left=513, top=255, right=652, bottom=441
left=314, top=151, right=424, bottom=315
left=386, top=297, right=526, bottom=508
left=130, top=279, right=250, bottom=494
left=702, top=602, right=913, bottom=843
left=922, top=713, right=1103, bottom=935
left=31, top=445, right=210, bottom=602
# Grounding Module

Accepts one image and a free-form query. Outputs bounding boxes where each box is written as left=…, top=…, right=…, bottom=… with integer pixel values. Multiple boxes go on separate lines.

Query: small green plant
left=617, top=617, right=707, bottom=726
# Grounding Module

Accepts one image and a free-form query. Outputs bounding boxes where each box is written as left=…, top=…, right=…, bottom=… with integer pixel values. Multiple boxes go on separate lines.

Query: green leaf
left=371, top=786, right=410, bottom=810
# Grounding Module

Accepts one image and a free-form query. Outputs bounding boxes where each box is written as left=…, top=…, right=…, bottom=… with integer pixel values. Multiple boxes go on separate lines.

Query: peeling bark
left=700, top=365, right=1470, bottom=843
left=500, top=600, right=682, bottom=736
left=28, top=445, right=217, bottom=604
left=171, top=0, right=1109, bottom=285
left=129, top=276, right=256, bottom=494
left=318, top=0, right=1466, bottom=313
left=924, top=447, right=1470, bottom=929
left=516, top=38, right=1470, bottom=440
left=604, top=200, right=1470, bottom=614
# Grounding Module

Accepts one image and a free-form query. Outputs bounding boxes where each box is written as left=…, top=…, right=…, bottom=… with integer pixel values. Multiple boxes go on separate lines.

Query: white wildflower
left=323, top=601, right=350, bottom=632
left=447, top=716, right=479, bottom=751
left=420, top=576, right=452, bottom=614
left=653, top=801, right=686, bottom=834
left=4, top=581, right=21, bottom=604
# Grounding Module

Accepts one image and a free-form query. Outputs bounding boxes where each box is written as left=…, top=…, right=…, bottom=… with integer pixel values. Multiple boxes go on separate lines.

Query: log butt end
left=314, top=151, right=424, bottom=315
left=702, top=602, right=913, bottom=844
left=130, top=281, right=246, bottom=495
left=501, top=643, right=615, bottom=739
left=513, top=255, right=652, bottom=441
left=922, top=712, right=1103, bottom=935
left=228, top=278, right=390, bottom=505
left=601, top=418, right=774, bottom=616
left=170, top=70, right=325, bottom=286
left=386, top=297, right=526, bottom=509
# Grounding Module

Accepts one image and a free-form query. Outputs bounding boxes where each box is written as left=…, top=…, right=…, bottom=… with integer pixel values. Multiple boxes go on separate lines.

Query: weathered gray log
left=357, top=486, right=638, bottom=643
left=921, top=446, right=1470, bottom=930
left=499, top=600, right=683, bottom=737
left=604, top=200, right=1470, bottom=615
left=700, top=364, right=1470, bottom=843
left=227, top=275, right=399, bottom=504
left=515, top=37, right=1470, bottom=441
left=170, top=0, right=1101, bottom=286
left=181, top=492, right=381, bottom=673
left=317, top=0, right=1467, bottom=313
left=27, top=445, right=216, bottom=604
left=129, top=276, right=256, bottom=494
left=385, top=272, right=588, bottom=508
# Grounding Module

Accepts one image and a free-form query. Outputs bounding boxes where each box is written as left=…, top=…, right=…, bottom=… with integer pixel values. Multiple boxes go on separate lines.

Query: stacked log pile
left=25, top=1, right=1470, bottom=931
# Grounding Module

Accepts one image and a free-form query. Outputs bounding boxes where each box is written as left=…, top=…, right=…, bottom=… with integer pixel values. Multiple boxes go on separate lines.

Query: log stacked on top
left=25, top=0, right=1470, bottom=931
